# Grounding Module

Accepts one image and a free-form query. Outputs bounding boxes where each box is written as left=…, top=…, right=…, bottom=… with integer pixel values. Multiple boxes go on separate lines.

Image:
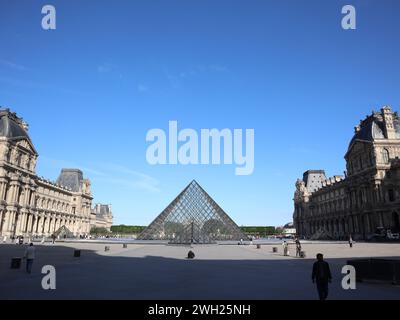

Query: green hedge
left=240, top=226, right=277, bottom=236
left=109, top=225, right=276, bottom=236
left=90, top=227, right=111, bottom=235
left=111, top=225, right=146, bottom=234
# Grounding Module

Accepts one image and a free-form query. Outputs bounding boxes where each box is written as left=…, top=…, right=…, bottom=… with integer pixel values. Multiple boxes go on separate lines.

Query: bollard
left=272, top=247, right=278, bottom=253
left=256, top=244, right=261, bottom=249
left=123, top=244, right=128, bottom=249
left=300, top=251, right=306, bottom=258
left=74, top=250, right=81, bottom=258
left=11, top=257, right=22, bottom=269
left=105, top=246, right=110, bottom=252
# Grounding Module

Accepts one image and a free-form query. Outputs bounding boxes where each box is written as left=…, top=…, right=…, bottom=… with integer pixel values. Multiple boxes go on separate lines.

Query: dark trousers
left=316, top=281, right=329, bottom=300
left=26, top=259, right=34, bottom=274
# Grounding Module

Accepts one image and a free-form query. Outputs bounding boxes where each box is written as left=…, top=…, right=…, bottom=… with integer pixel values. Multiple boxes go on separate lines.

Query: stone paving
left=0, top=241, right=399, bottom=300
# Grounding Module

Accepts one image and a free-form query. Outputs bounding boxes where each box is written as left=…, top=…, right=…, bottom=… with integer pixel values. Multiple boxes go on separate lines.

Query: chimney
left=381, top=106, right=396, bottom=139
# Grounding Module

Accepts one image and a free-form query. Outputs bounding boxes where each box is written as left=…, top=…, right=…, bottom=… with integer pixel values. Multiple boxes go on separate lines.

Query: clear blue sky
left=1, top=0, right=400, bottom=226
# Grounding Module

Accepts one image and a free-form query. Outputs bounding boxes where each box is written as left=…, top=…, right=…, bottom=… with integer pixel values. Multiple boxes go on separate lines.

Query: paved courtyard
left=0, top=241, right=399, bottom=300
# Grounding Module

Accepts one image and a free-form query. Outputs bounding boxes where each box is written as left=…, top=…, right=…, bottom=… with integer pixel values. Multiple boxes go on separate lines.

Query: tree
left=90, top=227, right=110, bottom=235
left=110, top=225, right=146, bottom=234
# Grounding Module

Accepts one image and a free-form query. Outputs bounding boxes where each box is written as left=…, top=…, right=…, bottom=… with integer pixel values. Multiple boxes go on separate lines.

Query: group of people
left=282, top=238, right=303, bottom=257
left=2, top=234, right=58, bottom=245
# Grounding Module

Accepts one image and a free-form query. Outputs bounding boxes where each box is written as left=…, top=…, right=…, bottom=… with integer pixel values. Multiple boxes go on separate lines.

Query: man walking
left=312, top=253, right=332, bottom=300
left=24, top=243, right=36, bottom=274
left=282, top=241, right=289, bottom=256
left=296, top=239, right=302, bottom=257
left=349, top=234, right=353, bottom=248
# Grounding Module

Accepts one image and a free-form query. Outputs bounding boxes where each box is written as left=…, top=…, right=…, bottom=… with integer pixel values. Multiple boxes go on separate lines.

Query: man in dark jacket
left=312, top=253, right=332, bottom=300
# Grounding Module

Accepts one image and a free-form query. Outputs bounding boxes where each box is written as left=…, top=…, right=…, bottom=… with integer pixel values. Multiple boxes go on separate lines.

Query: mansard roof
left=56, top=168, right=84, bottom=192
left=94, top=204, right=112, bottom=217
left=0, top=108, right=30, bottom=140
left=348, top=109, right=400, bottom=149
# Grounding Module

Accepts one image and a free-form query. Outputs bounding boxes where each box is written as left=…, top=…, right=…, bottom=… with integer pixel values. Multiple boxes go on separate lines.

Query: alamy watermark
left=41, top=265, right=56, bottom=290
left=39, top=4, right=356, bottom=32
left=341, top=265, right=356, bottom=290
left=342, top=5, right=356, bottom=30
left=41, top=5, right=56, bottom=30
left=146, top=121, right=255, bottom=176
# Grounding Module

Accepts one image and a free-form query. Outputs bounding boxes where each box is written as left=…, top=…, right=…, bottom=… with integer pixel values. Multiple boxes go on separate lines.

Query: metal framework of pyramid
left=138, top=180, right=248, bottom=244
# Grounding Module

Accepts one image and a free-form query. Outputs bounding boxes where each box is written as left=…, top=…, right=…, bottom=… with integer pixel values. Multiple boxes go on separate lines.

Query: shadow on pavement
left=0, top=244, right=399, bottom=300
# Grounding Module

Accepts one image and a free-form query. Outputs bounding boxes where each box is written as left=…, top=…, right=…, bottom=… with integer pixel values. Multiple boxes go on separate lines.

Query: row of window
left=298, top=188, right=397, bottom=217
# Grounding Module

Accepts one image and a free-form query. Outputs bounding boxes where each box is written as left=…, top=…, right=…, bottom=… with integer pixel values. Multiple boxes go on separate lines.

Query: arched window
left=382, top=148, right=390, bottom=164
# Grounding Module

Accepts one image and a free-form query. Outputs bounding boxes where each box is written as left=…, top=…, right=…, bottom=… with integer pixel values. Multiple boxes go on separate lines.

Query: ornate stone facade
left=0, top=108, right=108, bottom=238
left=91, top=204, right=113, bottom=231
left=294, top=106, right=400, bottom=240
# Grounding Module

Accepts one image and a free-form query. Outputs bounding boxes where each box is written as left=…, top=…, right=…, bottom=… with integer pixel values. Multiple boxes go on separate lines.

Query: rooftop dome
left=284, top=222, right=294, bottom=229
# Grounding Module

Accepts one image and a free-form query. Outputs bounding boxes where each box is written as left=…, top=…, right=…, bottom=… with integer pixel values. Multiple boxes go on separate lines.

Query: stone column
left=26, top=214, right=32, bottom=234
left=57, top=217, right=61, bottom=231
left=47, top=218, right=52, bottom=234
left=8, top=210, right=17, bottom=236
left=30, top=188, right=36, bottom=207
left=32, top=216, right=38, bottom=234
left=28, top=214, right=33, bottom=234
left=53, top=218, right=57, bottom=232
left=23, top=213, right=30, bottom=233
left=2, top=211, right=9, bottom=234
left=36, top=216, right=41, bottom=234
left=0, top=210, right=4, bottom=235
left=46, top=217, right=51, bottom=235
left=15, top=212, right=23, bottom=235
left=51, top=217, right=56, bottom=233
left=22, top=213, right=28, bottom=234
left=0, top=178, right=8, bottom=201
left=9, top=182, right=19, bottom=203
left=25, top=187, right=31, bottom=206
left=42, top=216, right=47, bottom=235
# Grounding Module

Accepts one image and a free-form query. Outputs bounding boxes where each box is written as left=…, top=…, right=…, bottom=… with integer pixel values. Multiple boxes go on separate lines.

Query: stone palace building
left=90, top=204, right=113, bottom=231
left=0, top=108, right=113, bottom=238
left=294, top=106, right=400, bottom=240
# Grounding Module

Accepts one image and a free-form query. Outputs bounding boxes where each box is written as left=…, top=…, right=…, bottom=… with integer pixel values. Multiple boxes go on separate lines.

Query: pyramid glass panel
left=138, top=180, right=249, bottom=244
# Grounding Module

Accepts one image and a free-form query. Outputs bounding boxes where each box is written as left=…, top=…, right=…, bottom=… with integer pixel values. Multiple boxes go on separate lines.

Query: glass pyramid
left=138, top=180, right=248, bottom=244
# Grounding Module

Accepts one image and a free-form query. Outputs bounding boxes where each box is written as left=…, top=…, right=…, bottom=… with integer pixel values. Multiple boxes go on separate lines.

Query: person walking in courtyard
left=282, top=241, right=289, bottom=256
left=24, top=243, right=36, bottom=274
left=348, top=234, right=353, bottom=248
left=41, top=236, right=46, bottom=245
left=2, top=235, right=6, bottom=243
left=296, top=239, right=302, bottom=257
left=312, top=253, right=332, bottom=300
left=51, top=234, right=56, bottom=244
